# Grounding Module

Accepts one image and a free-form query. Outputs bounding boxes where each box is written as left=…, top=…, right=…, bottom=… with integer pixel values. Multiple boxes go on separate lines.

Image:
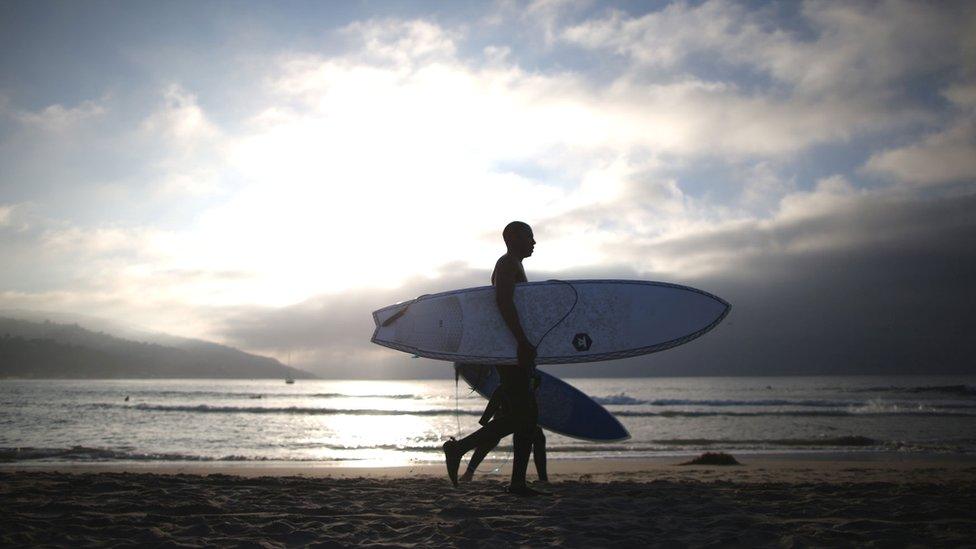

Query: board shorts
left=494, top=364, right=538, bottom=436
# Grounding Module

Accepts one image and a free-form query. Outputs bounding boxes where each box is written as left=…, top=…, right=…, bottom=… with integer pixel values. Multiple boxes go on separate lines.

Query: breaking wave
left=595, top=395, right=857, bottom=407
left=592, top=394, right=976, bottom=409
left=74, top=390, right=431, bottom=400
left=92, top=403, right=484, bottom=416
left=0, top=446, right=307, bottom=463
left=850, top=385, right=976, bottom=397
left=82, top=402, right=976, bottom=418
left=614, top=409, right=974, bottom=418
left=12, top=436, right=972, bottom=463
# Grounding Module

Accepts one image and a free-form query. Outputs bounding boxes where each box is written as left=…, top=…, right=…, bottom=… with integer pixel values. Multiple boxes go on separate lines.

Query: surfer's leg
left=442, top=438, right=462, bottom=487
left=511, top=432, right=530, bottom=484
left=462, top=435, right=504, bottom=481
left=456, top=416, right=512, bottom=453
left=532, top=426, right=548, bottom=482
left=446, top=416, right=514, bottom=486
left=464, top=363, right=521, bottom=456
left=446, top=362, right=510, bottom=486
left=448, top=363, right=528, bottom=488
left=493, top=365, right=545, bottom=496
left=502, top=367, right=537, bottom=489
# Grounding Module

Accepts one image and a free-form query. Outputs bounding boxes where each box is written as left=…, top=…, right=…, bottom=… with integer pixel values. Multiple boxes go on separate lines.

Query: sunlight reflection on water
left=1, top=376, right=975, bottom=465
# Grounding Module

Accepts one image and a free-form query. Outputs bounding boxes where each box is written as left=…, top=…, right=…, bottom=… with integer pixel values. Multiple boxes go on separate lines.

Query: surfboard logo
left=572, top=333, right=592, bottom=352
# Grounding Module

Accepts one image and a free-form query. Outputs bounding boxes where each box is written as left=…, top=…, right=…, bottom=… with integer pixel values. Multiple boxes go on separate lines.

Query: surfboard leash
left=535, top=279, right=580, bottom=349
left=487, top=280, right=577, bottom=477
left=448, top=281, right=577, bottom=478
left=454, top=366, right=461, bottom=439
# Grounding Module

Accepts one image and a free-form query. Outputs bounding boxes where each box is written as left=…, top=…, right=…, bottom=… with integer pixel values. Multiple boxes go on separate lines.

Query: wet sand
left=2, top=455, right=975, bottom=547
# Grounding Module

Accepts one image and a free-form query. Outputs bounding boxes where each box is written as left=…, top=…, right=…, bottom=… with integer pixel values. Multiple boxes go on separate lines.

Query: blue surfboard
left=456, top=363, right=630, bottom=442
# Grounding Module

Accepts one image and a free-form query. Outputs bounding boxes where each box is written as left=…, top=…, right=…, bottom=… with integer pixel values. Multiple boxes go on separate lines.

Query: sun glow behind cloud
left=126, top=19, right=661, bottom=307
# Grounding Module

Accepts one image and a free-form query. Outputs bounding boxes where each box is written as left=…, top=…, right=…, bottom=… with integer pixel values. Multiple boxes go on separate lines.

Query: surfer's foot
left=460, top=469, right=474, bottom=482
left=507, top=484, right=548, bottom=497
left=443, top=438, right=461, bottom=487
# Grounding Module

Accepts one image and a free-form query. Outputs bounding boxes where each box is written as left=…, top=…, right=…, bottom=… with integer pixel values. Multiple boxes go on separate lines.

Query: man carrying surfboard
left=443, top=221, right=545, bottom=496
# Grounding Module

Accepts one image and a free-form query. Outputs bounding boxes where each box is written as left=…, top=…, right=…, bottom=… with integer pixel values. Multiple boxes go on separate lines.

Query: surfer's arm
left=495, top=280, right=529, bottom=344
left=495, top=268, right=536, bottom=366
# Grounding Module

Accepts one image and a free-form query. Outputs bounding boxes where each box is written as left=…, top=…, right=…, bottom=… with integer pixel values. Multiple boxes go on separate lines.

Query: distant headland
left=0, top=317, right=316, bottom=380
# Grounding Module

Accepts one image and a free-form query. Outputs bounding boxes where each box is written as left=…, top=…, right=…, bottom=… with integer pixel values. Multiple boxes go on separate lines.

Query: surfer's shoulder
left=493, top=254, right=518, bottom=283
left=498, top=253, right=527, bottom=283
left=494, top=253, right=518, bottom=271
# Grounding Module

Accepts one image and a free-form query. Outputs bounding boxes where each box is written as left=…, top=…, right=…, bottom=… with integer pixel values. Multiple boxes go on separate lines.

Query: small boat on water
left=284, top=351, right=295, bottom=384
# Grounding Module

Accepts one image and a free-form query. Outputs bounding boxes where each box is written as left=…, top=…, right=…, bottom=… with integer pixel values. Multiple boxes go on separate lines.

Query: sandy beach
left=3, top=455, right=975, bottom=547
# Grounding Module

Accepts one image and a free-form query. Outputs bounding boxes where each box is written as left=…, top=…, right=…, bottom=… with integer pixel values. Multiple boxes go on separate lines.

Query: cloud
left=0, top=204, right=15, bottom=227
left=191, top=7, right=960, bottom=312
left=862, top=76, right=976, bottom=186
left=208, top=186, right=975, bottom=378
left=531, top=166, right=966, bottom=285
left=1, top=4, right=973, bottom=377
left=562, top=0, right=751, bottom=69
left=523, top=0, right=589, bottom=45
left=340, top=19, right=460, bottom=66
left=944, top=82, right=976, bottom=108
left=152, top=167, right=223, bottom=196
left=140, top=84, right=218, bottom=142
left=563, top=1, right=970, bottom=95
left=864, top=119, right=976, bottom=186
left=7, top=99, right=106, bottom=132
left=133, top=84, right=229, bottom=199
left=620, top=190, right=976, bottom=377
left=214, top=264, right=491, bottom=378
left=624, top=182, right=973, bottom=278
left=558, top=0, right=972, bottom=153
left=738, top=162, right=796, bottom=212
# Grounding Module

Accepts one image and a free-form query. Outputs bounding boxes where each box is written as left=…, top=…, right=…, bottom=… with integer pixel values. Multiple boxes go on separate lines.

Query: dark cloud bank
left=217, top=191, right=975, bottom=379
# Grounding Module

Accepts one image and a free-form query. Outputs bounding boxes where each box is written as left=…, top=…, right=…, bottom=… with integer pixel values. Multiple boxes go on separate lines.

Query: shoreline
left=4, top=452, right=976, bottom=482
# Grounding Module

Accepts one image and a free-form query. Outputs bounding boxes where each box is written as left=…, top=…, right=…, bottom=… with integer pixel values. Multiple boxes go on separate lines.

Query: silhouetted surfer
left=460, top=378, right=548, bottom=483
left=443, top=221, right=544, bottom=496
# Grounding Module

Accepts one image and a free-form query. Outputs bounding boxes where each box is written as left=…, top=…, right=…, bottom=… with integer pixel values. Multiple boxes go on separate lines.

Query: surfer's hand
left=517, top=340, right=536, bottom=366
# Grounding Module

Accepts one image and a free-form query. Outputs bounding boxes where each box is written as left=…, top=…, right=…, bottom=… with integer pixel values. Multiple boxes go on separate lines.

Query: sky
left=1, top=0, right=974, bottom=378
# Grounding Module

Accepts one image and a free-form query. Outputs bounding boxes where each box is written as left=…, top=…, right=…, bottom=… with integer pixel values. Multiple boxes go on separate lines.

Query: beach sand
left=3, top=455, right=975, bottom=547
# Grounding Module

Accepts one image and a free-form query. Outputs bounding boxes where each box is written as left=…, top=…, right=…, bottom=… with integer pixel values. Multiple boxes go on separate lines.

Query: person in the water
left=443, top=221, right=544, bottom=496
left=460, top=376, right=548, bottom=483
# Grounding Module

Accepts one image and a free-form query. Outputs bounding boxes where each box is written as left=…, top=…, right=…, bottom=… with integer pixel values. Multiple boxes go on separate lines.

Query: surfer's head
left=503, top=221, right=535, bottom=258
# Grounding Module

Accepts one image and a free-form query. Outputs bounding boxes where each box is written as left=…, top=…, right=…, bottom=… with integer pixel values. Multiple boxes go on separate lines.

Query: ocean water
left=2, top=375, right=975, bottom=466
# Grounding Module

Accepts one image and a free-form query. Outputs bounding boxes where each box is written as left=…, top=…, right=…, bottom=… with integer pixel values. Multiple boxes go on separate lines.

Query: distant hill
left=0, top=317, right=316, bottom=379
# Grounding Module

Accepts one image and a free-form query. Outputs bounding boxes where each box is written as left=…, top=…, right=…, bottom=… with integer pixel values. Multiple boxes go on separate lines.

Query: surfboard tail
left=370, top=302, right=412, bottom=348
left=372, top=302, right=408, bottom=327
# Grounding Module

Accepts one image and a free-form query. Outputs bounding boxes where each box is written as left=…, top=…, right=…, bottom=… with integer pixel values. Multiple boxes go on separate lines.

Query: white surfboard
left=371, top=280, right=730, bottom=365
